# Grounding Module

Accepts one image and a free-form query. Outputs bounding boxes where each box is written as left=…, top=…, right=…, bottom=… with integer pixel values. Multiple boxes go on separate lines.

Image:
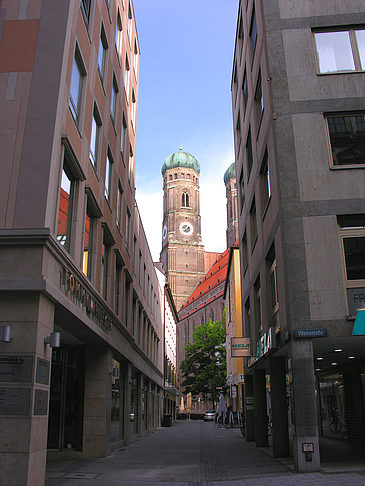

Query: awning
left=352, top=310, right=365, bottom=335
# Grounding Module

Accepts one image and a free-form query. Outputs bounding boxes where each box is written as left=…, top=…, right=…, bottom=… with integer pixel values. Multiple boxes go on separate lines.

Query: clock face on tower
left=162, top=225, right=167, bottom=240
left=179, top=222, right=193, bottom=235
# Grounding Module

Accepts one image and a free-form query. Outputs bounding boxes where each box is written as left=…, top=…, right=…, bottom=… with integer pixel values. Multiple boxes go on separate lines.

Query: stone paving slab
left=46, top=421, right=365, bottom=486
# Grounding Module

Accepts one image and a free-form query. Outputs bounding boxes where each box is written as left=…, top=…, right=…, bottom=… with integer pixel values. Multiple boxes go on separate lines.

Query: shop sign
left=294, top=328, right=327, bottom=338
left=231, top=337, right=251, bottom=357
left=60, top=267, right=112, bottom=332
left=231, top=385, right=238, bottom=398
left=256, top=328, right=275, bottom=359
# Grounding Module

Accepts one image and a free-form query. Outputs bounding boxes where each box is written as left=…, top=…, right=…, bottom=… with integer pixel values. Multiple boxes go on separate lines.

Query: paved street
left=46, top=420, right=365, bottom=486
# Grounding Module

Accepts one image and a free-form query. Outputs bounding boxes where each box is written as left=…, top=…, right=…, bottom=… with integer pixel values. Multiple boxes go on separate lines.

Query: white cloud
left=135, top=189, right=163, bottom=262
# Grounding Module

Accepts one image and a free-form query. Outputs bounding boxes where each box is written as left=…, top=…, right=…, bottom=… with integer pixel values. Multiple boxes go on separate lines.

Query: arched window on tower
left=182, top=192, right=189, bottom=207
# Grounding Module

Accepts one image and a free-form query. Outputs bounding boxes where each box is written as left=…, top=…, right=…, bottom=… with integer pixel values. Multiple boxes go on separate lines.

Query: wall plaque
left=34, top=389, right=48, bottom=415
left=0, top=388, right=31, bottom=415
left=0, top=356, right=33, bottom=382
left=36, top=358, right=50, bottom=385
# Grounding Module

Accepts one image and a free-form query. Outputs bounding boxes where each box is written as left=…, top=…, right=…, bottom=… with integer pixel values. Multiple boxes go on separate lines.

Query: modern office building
left=232, top=0, right=365, bottom=472
left=0, top=1, right=164, bottom=485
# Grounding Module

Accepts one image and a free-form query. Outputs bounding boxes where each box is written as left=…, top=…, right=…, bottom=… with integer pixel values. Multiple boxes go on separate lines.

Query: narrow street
left=46, top=420, right=365, bottom=486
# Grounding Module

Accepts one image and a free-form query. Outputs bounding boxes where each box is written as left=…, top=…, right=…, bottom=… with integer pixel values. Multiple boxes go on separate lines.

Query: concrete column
left=137, top=373, right=143, bottom=436
left=0, top=293, right=54, bottom=486
left=254, top=369, right=268, bottom=447
left=83, top=346, right=109, bottom=457
left=270, top=357, right=289, bottom=457
left=291, top=339, right=320, bottom=472
left=244, top=373, right=255, bottom=441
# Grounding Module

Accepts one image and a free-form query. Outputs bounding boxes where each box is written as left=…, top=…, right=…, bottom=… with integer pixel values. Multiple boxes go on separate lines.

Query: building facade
left=160, top=150, right=206, bottom=311
left=224, top=244, right=244, bottom=413
left=232, top=0, right=365, bottom=473
left=0, top=1, right=163, bottom=484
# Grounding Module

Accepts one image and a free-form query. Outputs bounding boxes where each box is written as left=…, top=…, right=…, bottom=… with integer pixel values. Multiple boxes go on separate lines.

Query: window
left=260, top=149, right=271, bottom=212
left=115, top=10, right=123, bottom=59
left=127, top=4, right=133, bottom=45
left=246, top=128, right=253, bottom=180
left=182, top=192, right=189, bottom=207
left=82, top=200, right=96, bottom=279
left=236, top=112, right=241, bottom=156
left=116, top=182, right=123, bottom=229
left=100, top=226, right=113, bottom=300
left=131, top=89, right=137, bottom=130
left=254, top=278, right=263, bottom=334
left=57, top=166, right=74, bottom=251
left=233, top=65, right=238, bottom=106
left=114, top=254, right=123, bottom=315
left=126, top=206, right=131, bottom=249
left=267, top=245, right=279, bottom=314
left=69, top=45, right=85, bottom=124
left=124, top=56, right=130, bottom=99
left=237, top=13, right=244, bottom=59
left=243, top=70, right=248, bottom=111
left=89, top=104, right=101, bottom=168
left=250, top=7, right=258, bottom=53
left=242, top=231, right=248, bottom=274
left=111, top=75, right=118, bottom=122
left=338, top=215, right=365, bottom=316
left=314, top=28, right=365, bottom=74
left=255, top=70, right=264, bottom=126
left=133, top=39, right=139, bottom=79
left=250, top=198, right=257, bottom=249
left=187, top=173, right=190, bottom=180
left=98, top=25, right=108, bottom=80
left=326, top=113, right=365, bottom=167
left=120, top=113, right=127, bottom=158
left=244, top=298, right=251, bottom=337
left=104, top=151, right=113, bottom=202
left=128, top=144, right=134, bottom=181
left=80, top=0, right=91, bottom=24
left=239, top=169, right=245, bottom=211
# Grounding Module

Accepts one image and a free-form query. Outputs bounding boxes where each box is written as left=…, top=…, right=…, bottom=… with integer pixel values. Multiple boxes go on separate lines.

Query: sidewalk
left=46, top=420, right=365, bottom=485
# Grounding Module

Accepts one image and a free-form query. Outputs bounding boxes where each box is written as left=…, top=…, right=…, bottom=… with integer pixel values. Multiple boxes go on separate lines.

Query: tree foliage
left=180, top=317, right=226, bottom=402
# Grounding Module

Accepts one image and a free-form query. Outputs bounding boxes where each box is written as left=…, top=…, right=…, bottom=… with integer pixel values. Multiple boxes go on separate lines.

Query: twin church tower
left=159, top=149, right=237, bottom=311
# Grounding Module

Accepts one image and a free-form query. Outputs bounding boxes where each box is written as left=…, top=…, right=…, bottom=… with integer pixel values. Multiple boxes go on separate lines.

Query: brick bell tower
left=160, top=149, right=205, bottom=311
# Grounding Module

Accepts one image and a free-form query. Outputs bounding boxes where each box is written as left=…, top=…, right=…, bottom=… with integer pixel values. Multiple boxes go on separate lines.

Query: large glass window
left=260, top=149, right=271, bottom=213
left=82, top=202, right=95, bottom=278
left=314, top=28, right=365, bottom=73
left=250, top=8, right=258, bottom=52
left=250, top=197, right=257, bottom=250
left=105, top=152, right=113, bottom=202
left=115, top=10, right=123, bottom=60
left=327, top=113, right=365, bottom=167
left=246, top=128, right=253, bottom=180
left=111, top=75, right=118, bottom=123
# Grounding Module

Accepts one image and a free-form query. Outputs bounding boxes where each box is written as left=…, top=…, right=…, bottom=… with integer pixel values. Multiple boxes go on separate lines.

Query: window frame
left=69, top=44, right=86, bottom=126
left=313, top=27, right=365, bottom=75
left=97, top=24, right=108, bottom=81
left=89, top=103, right=102, bottom=169
left=325, top=112, right=365, bottom=169
left=104, top=150, right=113, bottom=202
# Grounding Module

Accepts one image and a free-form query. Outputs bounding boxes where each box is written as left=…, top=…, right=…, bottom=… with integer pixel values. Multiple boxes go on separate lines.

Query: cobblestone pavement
left=46, top=420, right=365, bottom=485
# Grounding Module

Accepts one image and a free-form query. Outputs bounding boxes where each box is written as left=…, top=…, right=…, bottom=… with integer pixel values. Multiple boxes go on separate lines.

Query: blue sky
left=133, top=0, right=238, bottom=261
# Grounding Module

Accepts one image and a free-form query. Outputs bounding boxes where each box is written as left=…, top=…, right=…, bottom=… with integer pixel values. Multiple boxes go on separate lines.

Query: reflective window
left=327, top=113, right=365, bottom=167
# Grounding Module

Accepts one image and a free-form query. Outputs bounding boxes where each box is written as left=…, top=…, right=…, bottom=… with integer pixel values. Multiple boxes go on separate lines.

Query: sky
left=133, top=0, right=238, bottom=262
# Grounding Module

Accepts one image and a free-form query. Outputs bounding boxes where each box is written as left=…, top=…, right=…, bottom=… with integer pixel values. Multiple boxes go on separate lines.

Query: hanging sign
left=231, top=337, right=251, bottom=357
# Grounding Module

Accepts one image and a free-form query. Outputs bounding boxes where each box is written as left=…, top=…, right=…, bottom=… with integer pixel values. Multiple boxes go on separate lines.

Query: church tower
left=160, top=150, right=205, bottom=311
left=224, top=162, right=239, bottom=248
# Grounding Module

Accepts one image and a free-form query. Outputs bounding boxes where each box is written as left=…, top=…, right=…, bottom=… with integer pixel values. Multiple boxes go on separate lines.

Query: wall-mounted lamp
left=0, top=325, right=13, bottom=343
left=44, top=332, right=61, bottom=348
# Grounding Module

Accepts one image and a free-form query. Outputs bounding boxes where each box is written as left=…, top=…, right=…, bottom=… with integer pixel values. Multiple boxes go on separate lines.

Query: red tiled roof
left=179, top=247, right=230, bottom=313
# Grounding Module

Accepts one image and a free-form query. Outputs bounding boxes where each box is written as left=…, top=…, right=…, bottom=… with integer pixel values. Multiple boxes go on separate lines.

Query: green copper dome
left=161, top=151, right=200, bottom=175
left=223, top=163, right=236, bottom=184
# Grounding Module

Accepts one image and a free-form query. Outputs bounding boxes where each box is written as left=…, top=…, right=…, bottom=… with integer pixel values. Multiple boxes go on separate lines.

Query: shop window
left=326, top=113, right=365, bottom=167
left=314, top=28, right=365, bottom=74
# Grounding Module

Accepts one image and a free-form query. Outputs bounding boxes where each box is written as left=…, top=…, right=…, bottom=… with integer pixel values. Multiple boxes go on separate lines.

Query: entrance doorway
left=47, top=346, right=85, bottom=450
